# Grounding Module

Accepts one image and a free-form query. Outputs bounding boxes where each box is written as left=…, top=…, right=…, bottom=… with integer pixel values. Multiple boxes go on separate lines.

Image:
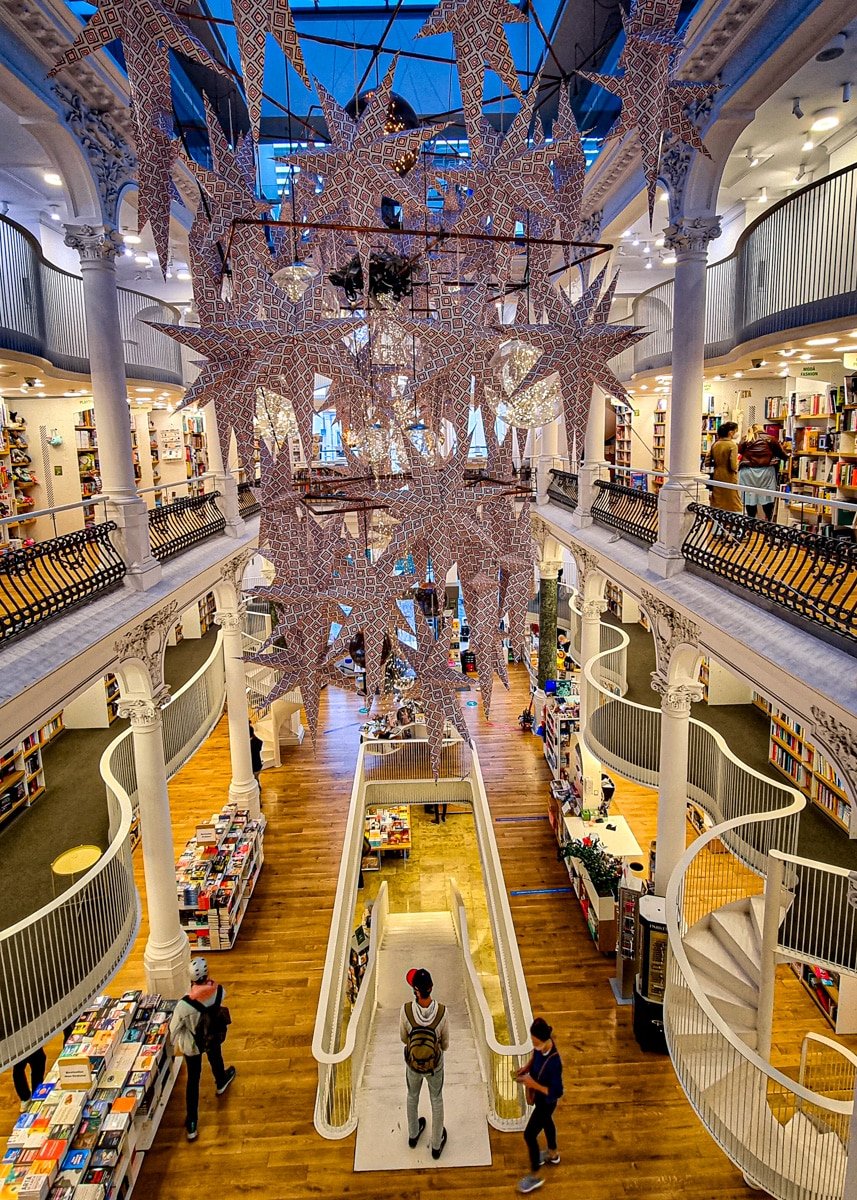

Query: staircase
left=252, top=693, right=304, bottom=767
left=353, top=911, right=491, bottom=1170
left=672, top=896, right=848, bottom=1198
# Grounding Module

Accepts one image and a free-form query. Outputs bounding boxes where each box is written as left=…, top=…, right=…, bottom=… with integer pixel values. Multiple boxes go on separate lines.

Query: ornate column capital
left=810, top=707, right=857, bottom=785
left=539, top=559, right=563, bottom=580
left=114, top=601, right=177, bottom=700
left=219, top=546, right=256, bottom=597
left=215, top=607, right=246, bottom=634
left=51, top=83, right=137, bottom=224
left=651, top=676, right=704, bottom=715
left=640, top=590, right=700, bottom=687
left=582, top=597, right=608, bottom=621
left=117, top=695, right=168, bottom=727
left=663, top=215, right=722, bottom=259
left=64, top=223, right=123, bottom=263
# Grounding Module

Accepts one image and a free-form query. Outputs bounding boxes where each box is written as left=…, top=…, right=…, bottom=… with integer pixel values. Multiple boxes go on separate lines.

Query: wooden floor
left=0, top=666, right=848, bottom=1199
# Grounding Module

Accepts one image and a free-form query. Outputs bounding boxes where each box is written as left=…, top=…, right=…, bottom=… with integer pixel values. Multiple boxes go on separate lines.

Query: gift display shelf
left=365, top=805, right=411, bottom=857
left=1, top=990, right=179, bottom=1200
left=176, top=806, right=266, bottom=952
left=543, top=696, right=580, bottom=780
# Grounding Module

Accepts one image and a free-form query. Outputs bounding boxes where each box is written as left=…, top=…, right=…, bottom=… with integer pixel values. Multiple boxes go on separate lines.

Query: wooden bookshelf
left=543, top=693, right=580, bottom=780
left=0, top=403, right=40, bottom=542
left=652, top=397, right=668, bottom=491
left=614, top=404, right=632, bottom=471
left=0, top=723, right=49, bottom=829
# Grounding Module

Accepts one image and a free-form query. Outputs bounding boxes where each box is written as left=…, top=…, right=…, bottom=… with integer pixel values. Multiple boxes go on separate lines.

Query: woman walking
left=515, top=1017, right=564, bottom=1193
left=704, top=422, right=742, bottom=513
left=738, top=424, right=788, bottom=520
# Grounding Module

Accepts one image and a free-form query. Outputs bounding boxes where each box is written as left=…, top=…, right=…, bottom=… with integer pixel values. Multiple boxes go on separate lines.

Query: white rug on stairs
left=353, top=911, right=493, bottom=1172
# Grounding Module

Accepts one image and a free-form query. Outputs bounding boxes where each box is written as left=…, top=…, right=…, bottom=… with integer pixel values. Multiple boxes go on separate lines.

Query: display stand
left=542, top=692, right=580, bottom=780
left=553, top=814, right=642, bottom=955
left=365, top=805, right=411, bottom=858
left=176, top=806, right=265, bottom=951
left=633, top=895, right=668, bottom=1053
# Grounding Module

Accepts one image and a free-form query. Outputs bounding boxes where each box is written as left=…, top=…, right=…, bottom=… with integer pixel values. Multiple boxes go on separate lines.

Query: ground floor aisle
left=0, top=666, right=841, bottom=1199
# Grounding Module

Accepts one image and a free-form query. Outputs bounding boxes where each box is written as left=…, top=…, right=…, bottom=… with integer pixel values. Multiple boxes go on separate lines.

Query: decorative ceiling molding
left=113, top=600, right=177, bottom=702
left=51, top=83, right=137, bottom=222
left=639, top=589, right=700, bottom=688
left=810, top=707, right=857, bottom=798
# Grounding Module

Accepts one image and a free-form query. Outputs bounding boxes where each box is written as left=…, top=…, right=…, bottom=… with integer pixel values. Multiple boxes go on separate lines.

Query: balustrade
left=147, top=492, right=226, bottom=560
left=591, top=479, right=659, bottom=544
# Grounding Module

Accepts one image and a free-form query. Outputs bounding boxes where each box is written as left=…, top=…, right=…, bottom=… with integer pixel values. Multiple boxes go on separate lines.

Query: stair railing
left=771, top=852, right=857, bottom=975
left=798, top=1032, right=857, bottom=1146
left=446, top=877, right=531, bottom=1129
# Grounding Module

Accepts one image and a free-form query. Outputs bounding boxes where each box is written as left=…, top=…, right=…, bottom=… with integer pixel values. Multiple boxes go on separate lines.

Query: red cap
left=406, top=969, right=419, bottom=987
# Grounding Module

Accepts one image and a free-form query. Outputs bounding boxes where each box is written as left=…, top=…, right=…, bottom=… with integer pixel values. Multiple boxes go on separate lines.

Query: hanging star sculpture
left=416, top=0, right=525, bottom=161
left=401, top=617, right=472, bottom=777
left=232, top=0, right=310, bottom=138
left=247, top=619, right=336, bottom=745
left=580, top=0, right=717, bottom=221
left=511, top=268, right=648, bottom=463
left=458, top=543, right=508, bottom=718
left=334, top=547, right=415, bottom=696
left=49, top=0, right=228, bottom=272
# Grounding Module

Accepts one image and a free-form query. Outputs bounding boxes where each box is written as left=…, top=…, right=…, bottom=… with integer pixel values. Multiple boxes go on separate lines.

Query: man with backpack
left=169, top=957, right=236, bottom=1141
left=400, top=967, right=449, bottom=1159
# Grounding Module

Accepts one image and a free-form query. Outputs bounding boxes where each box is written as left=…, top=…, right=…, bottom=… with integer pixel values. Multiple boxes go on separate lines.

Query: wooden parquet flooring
left=0, top=666, right=847, bottom=1199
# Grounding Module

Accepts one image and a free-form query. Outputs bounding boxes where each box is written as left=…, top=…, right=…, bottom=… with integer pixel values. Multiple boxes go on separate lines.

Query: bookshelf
left=64, top=673, right=122, bottom=729
left=543, top=693, right=580, bottom=780
left=0, top=403, right=40, bottom=543
left=697, top=656, right=753, bottom=706
left=753, top=693, right=853, bottom=832
left=614, top=403, right=632, bottom=472
left=176, top=806, right=266, bottom=951
left=784, top=383, right=856, bottom=524
left=179, top=592, right=217, bottom=639
left=790, top=961, right=857, bottom=1034
left=182, top=411, right=208, bottom=489
left=0, top=733, right=47, bottom=830
left=2, top=990, right=181, bottom=1198
left=700, top=393, right=725, bottom=469
left=651, top=397, right=668, bottom=490
left=75, top=407, right=101, bottom=528
left=605, top=581, right=641, bottom=624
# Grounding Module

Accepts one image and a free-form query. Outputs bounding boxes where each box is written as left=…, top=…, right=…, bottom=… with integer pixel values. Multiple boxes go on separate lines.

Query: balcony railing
left=0, top=517, right=126, bottom=643
left=546, top=469, right=578, bottom=510
left=237, top=481, right=261, bottom=518
left=147, top=491, right=226, bottom=560
left=624, top=163, right=857, bottom=376
left=592, top=479, right=659, bottom=544
left=0, top=216, right=184, bottom=385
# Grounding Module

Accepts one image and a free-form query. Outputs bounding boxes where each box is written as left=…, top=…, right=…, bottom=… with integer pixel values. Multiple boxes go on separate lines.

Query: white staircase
left=353, top=911, right=491, bottom=1171
left=673, top=896, right=847, bottom=1198
left=252, top=692, right=304, bottom=767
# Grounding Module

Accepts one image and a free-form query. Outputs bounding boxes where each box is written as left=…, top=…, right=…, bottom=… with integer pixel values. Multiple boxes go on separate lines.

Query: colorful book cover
left=59, top=1150, right=89, bottom=1173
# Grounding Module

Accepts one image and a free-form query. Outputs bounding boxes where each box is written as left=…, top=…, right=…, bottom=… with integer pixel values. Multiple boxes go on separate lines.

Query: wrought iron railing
left=147, top=492, right=225, bottom=560
left=682, top=503, right=857, bottom=644
left=0, top=522, right=126, bottom=642
left=237, top=481, right=261, bottom=518
left=546, top=468, right=578, bottom=511
left=592, top=479, right=659, bottom=544
left=0, top=215, right=184, bottom=384
left=624, top=163, right=857, bottom=375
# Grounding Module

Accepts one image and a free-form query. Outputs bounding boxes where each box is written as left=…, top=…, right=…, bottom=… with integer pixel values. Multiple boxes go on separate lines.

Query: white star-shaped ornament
left=401, top=619, right=472, bottom=777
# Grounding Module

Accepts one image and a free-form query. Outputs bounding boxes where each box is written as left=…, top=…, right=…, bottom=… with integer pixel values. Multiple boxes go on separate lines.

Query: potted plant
left=559, top=835, right=623, bottom=919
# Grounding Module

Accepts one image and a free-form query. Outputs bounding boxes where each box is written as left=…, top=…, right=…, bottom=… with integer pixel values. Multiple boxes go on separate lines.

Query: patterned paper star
left=580, top=0, right=716, bottom=220
left=247, top=619, right=334, bottom=744
left=485, top=494, right=535, bottom=660
left=400, top=617, right=472, bottom=776
left=334, top=547, right=415, bottom=695
left=416, top=0, right=525, bottom=160
left=458, top=546, right=508, bottom=718
left=232, top=0, right=310, bottom=137
left=511, top=269, right=647, bottom=462
left=49, top=0, right=226, bottom=272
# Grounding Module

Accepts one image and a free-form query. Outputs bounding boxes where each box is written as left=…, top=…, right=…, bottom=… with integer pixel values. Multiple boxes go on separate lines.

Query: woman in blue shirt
left=515, top=1017, right=564, bottom=1193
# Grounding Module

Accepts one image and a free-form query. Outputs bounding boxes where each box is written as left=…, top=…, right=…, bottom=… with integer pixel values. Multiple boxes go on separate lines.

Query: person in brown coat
left=705, top=422, right=742, bottom=511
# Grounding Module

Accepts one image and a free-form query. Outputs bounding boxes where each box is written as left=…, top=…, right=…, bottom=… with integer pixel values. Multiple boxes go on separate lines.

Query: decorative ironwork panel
left=592, top=479, right=658, bottom=544
left=0, top=522, right=126, bottom=643
left=147, top=492, right=226, bottom=560
left=237, top=481, right=261, bottom=518
left=682, top=503, right=857, bottom=644
left=546, top=469, right=578, bottom=511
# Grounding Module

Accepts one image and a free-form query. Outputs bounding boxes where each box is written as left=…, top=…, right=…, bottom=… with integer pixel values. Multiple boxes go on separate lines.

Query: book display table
left=365, top=805, right=411, bottom=863
left=176, top=805, right=265, bottom=951
left=1, top=990, right=179, bottom=1199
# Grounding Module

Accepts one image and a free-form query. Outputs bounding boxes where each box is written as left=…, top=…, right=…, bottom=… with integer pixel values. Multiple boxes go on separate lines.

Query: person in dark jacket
left=515, top=1017, right=564, bottom=1193
left=738, top=424, right=788, bottom=520
left=249, top=721, right=263, bottom=779
left=12, top=1046, right=46, bottom=1110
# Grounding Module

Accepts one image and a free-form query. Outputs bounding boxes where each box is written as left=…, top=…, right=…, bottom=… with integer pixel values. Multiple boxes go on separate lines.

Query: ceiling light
left=757, top=187, right=768, bottom=203
left=835, top=345, right=857, bottom=353
left=662, top=253, right=677, bottom=266
left=644, top=260, right=653, bottom=269
left=176, top=269, right=192, bottom=281
left=713, top=374, right=725, bottom=380
left=780, top=349, right=797, bottom=357
left=134, top=253, right=151, bottom=265
left=800, top=353, right=812, bottom=361
left=792, top=98, right=804, bottom=120
left=655, top=237, right=665, bottom=248
left=643, top=243, right=651, bottom=255
left=746, top=149, right=760, bottom=167
left=810, top=108, right=840, bottom=132
left=780, top=368, right=789, bottom=377
left=817, top=32, right=847, bottom=62
left=122, top=233, right=142, bottom=245
left=792, top=165, right=806, bottom=185
left=631, top=236, right=640, bottom=247
left=802, top=136, right=815, bottom=152
left=733, top=371, right=744, bottom=378
left=806, top=336, right=838, bottom=345
left=844, top=82, right=853, bottom=104
left=639, top=385, right=648, bottom=391
left=135, top=387, right=155, bottom=393
left=622, top=228, right=632, bottom=237
left=49, top=210, right=61, bottom=221
left=43, top=172, right=62, bottom=186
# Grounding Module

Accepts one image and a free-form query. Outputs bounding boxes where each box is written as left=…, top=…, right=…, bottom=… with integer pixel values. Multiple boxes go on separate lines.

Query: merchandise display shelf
left=365, top=805, right=411, bottom=858
left=542, top=694, right=580, bottom=780
left=1, top=990, right=179, bottom=1199
left=176, top=805, right=266, bottom=951
left=790, top=961, right=857, bottom=1035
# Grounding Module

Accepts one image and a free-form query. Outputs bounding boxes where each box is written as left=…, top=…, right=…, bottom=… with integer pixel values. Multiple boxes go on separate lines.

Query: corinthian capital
left=663, top=215, right=722, bottom=257
left=64, top=223, right=123, bottom=262
left=215, top=608, right=245, bottom=634
left=116, top=696, right=168, bottom=727
left=582, top=598, right=608, bottom=621
left=651, top=675, right=704, bottom=715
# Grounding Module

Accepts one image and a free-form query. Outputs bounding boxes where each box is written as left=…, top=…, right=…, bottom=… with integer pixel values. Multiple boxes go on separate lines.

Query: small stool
left=51, top=844, right=101, bottom=897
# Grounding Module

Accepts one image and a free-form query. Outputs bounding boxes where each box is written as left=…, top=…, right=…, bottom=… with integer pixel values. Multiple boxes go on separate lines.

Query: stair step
left=684, top=925, right=759, bottom=1005
left=708, top=905, right=761, bottom=985
left=691, top=966, right=759, bottom=1027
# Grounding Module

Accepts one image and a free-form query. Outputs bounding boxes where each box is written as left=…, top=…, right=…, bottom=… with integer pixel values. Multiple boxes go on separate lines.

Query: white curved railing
left=312, top=740, right=534, bottom=1137
left=579, top=613, right=856, bottom=1198
left=0, top=786, right=139, bottom=1071
left=102, top=631, right=227, bottom=818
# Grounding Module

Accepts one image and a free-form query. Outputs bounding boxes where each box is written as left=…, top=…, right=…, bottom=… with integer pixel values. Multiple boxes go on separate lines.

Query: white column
left=119, top=697, right=190, bottom=997
left=579, top=596, right=607, bottom=731
left=649, top=216, right=721, bottom=579
left=64, top=224, right=161, bottom=590
left=205, top=401, right=244, bottom=537
left=216, top=607, right=261, bottom=816
left=536, top=417, right=560, bottom=504
left=652, top=679, right=703, bottom=896
left=755, top=853, right=785, bottom=1060
left=572, top=387, right=606, bottom=529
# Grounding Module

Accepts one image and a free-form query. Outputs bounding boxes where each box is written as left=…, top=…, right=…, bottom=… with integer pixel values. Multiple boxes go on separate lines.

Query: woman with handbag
left=514, top=1017, right=564, bottom=1193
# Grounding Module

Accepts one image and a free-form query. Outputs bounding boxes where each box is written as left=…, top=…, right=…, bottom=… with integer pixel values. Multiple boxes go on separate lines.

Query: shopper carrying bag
left=400, top=967, right=449, bottom=1159
left=169, top=957, right=237, bottom=1142
left=514, top=1017, right=564, bottom=1194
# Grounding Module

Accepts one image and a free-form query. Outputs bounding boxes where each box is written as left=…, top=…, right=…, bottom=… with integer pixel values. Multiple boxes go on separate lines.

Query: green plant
left=559, top=835, right=623, bottom=898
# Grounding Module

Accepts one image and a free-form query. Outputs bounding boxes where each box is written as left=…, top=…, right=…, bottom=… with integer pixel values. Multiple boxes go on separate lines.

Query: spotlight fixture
left=816, top=32, right=847, bottom=62
left=713, top=374, right=725, bottom=381
left=745, top=149, right=760, bottom=167
left=802, top=136, right=815, bottom=152
left=751, top=358, right=768, bottom=368
left=631, top=236, right=640, bottom=247
left=48, top=206, right=61, bottom=221
left=810, top=108, right=840, bottom=131
left=644, top=260, right=653, bottom=270
left=792, top=98, right=804, bottom=120
left=643, top=243, right=651, bottom=255
left=844, top=82, right=853, bottom=104
left=792, top=165, right=806, bottom=186
left=758, top=187, right=768, bottom=203
left=43, top=172, right=62, bottom=186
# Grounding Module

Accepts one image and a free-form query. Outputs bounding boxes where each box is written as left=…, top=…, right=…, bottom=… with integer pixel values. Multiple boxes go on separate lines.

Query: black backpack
left=403, top=1002, right=445, bottom=1074
left=185, top=985, right=231, bottom=1054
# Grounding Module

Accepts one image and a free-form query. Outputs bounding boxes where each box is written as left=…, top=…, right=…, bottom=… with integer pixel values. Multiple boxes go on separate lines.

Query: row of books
left=1, top=991, right=177, bottom=1199
left=835, top=462, right=857, bottom=488
left=176, top=805, right=265, bottom=951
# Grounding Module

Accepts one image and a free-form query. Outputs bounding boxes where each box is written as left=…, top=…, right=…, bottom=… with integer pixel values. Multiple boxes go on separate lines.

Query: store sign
left=58, top=1056, right=93, bottom=1089
left=800, top=365, right=820, bottom=378
left=195, top=824, right=218, bottom=844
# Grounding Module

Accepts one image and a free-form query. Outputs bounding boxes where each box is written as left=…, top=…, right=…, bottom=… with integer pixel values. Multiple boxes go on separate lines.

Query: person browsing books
left=169, top=957, right=236, bottom=1142
left=738, top=424, right=788, bottom=521
left=400, top=967, right=449, bottom=1159
left=515, top=1017, right=564, bottom=1194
